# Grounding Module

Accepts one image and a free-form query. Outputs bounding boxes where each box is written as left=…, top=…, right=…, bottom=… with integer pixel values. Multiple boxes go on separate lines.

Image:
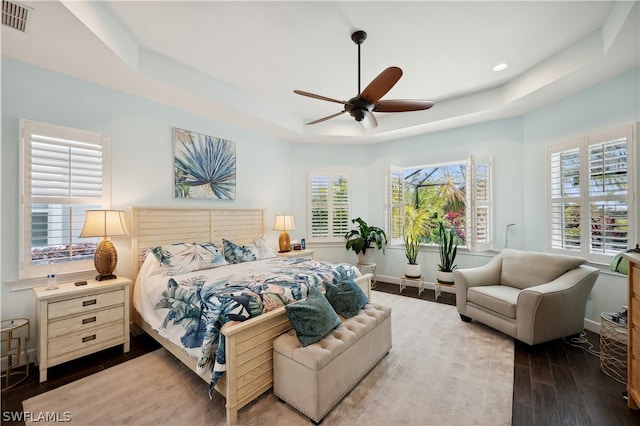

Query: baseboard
left=584, top=318, right=601, bottom=334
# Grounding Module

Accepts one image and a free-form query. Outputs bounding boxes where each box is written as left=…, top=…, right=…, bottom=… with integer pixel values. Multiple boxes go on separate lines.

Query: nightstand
left=33, top=276, right=131, bottom=382
left=278, top=249, right=315, bottom=260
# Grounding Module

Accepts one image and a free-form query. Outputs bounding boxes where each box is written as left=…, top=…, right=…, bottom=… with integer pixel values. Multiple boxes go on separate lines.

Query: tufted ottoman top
left=273, top=303, right=391, bottom=370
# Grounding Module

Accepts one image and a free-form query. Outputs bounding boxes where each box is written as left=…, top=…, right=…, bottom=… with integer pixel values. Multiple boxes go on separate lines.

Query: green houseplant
left=345, top=217, right=386, bottom=265
left=437, top=221, right=458, bottom=284
left=403, top=204, right=431, bottom=278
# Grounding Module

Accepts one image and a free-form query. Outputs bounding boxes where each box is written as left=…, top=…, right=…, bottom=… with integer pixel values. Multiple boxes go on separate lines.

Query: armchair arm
left=516, top=265, right=599, bottom=345
left=453, top=254, right=502, bottom=315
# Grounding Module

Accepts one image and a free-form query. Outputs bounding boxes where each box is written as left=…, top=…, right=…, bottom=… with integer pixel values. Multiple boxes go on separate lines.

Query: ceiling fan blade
left=360, top=66, right=403, bottom=104
left=374, top=99, right=435, bottom=112
left=360, top=111, right=378, bottom=130
left=306, top=110, right=346, bottom=125
left=294, top=90, right=347, bottom=105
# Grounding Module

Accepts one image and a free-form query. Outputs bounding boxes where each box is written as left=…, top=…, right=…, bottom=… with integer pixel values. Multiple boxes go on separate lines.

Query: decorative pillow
left=151, top=242, right=227, bottom=276
left=222, top=239, right=258, bottom=264
left=325, top=276, right=368, bottom=318
left=285, top=286, right=341, bottom=347
left=248, top=237, right=278, bottom=259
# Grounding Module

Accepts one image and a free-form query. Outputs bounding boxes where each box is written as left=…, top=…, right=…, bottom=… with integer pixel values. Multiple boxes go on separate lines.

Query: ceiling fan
left=294, top=30, right=434, bottom=130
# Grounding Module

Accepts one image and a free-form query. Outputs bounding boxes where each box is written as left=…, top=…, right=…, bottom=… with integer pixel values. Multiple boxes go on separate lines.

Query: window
left=548, top=125, right=635, bottom=263
left=308, top=170, right=351, bottom=242
left=386, top=156, right=492, bottom=251
left=19, top=119, right=110, bottom=279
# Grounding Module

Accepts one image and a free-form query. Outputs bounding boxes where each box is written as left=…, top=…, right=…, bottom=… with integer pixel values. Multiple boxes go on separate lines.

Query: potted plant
left=345, top=217, right=386, bottom=265
left=437, top=221, right=458, bottom=284
left=403, top=204, right=431, bottom=278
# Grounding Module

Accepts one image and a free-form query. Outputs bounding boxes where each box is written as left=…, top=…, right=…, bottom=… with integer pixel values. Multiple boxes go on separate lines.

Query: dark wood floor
left=2, top=282, right=639, bottom=426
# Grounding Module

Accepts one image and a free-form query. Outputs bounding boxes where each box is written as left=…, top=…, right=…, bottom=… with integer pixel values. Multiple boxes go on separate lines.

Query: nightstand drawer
left=48, top=306, right=125, bottom=339
left=48, top=322, right=124, bottom=358
left=48, top=289, right=124, bottom=320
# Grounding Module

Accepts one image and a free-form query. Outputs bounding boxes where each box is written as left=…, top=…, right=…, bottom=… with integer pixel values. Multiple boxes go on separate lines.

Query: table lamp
left=273, top=214, right=295, bottom=253
left=80, top=210, right=128, bottom=281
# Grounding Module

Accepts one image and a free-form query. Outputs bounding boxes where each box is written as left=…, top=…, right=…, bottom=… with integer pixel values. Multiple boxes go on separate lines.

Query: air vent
left=2, top=0, right=31, bottom=32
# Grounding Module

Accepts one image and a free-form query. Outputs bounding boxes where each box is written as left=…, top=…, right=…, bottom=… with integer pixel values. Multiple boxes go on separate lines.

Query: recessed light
left=492, top=63, right=509, bottom=72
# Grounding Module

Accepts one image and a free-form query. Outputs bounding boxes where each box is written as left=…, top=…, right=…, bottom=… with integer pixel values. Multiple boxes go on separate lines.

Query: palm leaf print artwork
left=173, top=128, right=236, bottom=200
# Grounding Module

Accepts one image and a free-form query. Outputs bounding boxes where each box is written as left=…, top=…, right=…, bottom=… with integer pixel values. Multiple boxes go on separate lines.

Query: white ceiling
left=2, top=1, right=639, bottom=144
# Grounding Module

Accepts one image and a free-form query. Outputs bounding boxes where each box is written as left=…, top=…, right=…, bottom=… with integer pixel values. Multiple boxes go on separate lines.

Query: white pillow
left=250, top=237, right=278, bottom=259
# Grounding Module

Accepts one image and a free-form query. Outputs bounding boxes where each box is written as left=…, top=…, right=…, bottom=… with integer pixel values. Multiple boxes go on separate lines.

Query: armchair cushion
left=500, top=249, right=586, bottom=289
left=467, top=285, right=520, bottom=319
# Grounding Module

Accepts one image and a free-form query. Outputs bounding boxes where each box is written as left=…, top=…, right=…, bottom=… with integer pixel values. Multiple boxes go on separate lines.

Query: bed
left=130, top=207, right=372, bottom=426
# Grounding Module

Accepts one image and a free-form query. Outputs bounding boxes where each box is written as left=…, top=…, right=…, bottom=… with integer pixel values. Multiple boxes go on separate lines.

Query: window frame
left=386, top=155, right=493, bottom=251
left=19, top=119, right=111, bottom=279
left=307, top=169, right=352, bottom=243
left=547, top=125, right=635, bottom=264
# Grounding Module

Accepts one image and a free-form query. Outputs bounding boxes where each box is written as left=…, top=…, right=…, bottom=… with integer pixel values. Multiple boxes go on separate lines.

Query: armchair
left=453, top=249, right=599, bottom=345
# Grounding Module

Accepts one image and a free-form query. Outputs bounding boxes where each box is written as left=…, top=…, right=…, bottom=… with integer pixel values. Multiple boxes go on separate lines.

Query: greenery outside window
left=19, top=119, right=110, bottom=279
left=548, top=125, right=635, bottom=263
left=308, top=170, right=351, bottom=243
left=386, top=156, right=492, bottom=251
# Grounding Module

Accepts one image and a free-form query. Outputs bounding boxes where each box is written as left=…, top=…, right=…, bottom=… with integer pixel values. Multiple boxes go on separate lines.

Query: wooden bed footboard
left=133, top=275, right=371, bottom=425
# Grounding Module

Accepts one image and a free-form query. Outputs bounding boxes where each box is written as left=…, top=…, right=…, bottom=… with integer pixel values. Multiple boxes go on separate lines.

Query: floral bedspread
left=153, top=257, right=359, bottom=395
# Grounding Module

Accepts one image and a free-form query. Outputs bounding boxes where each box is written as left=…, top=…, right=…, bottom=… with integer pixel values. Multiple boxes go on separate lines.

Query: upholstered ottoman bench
left=273, top=302, right=392, bottom=423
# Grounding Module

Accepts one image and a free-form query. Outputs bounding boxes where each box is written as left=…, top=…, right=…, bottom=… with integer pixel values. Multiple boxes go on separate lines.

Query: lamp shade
left=273, top=214, right=296, bottom=231
left=80, top=210, right=128, bottom=238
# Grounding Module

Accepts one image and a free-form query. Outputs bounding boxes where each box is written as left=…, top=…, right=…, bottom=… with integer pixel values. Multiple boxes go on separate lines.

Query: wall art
left=173, top=127, right=236, bottom=200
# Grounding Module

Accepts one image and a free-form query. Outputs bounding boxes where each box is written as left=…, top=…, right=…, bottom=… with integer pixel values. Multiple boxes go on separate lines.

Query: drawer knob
left=82, top=334, right=96, bottom=343
left=83, top=299, right=97, bottom=307
left=82, top=316, right=97, bottom=324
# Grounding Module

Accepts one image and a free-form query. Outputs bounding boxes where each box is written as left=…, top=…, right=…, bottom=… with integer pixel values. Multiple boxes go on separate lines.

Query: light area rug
left=23, top=290, right=514, bottom=426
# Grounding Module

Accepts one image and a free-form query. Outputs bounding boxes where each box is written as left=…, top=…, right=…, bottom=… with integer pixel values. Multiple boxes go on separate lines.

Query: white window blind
left=548, top=126, right=635, bottom=263
left=386, top=165, right=404, bottom=245
left=20, top=119, right=110, bottom=279
left=467, top=155, right=492, bottom=252
left=308, top=170, right=351, bottom=242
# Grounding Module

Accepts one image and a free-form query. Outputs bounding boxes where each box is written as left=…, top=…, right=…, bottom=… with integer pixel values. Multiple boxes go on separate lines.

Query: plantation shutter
left=549, top=140, right=583, bottom=253
left=587, top=132, right=631, bottom=256
left=386, top=165, right=404, bottom=245
left=548, top=126, right=634, bottom=263
left=308, top=170, right=351, bottom=242
left=466, top=155, right=492, bottom=252
left=20, top=119, right=110, bottom=279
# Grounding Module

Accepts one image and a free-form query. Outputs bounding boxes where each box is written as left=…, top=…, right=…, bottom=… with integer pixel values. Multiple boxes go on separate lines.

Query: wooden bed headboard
left=130, top=207, right=266, bottom=280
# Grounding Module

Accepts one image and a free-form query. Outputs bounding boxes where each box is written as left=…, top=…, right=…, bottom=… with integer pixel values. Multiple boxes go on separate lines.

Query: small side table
left=400, top=275, right=424, bottom=295
left=434, top=282, right=455, bottom=301
left=600, top=312, right=628, bottom=384
left=357, top=263, right=377, bottom=289
left=1, top=318, right=30, bottom=390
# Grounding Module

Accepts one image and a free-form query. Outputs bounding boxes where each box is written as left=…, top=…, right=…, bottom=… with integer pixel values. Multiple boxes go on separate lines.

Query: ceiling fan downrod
left=351, top=30, right=367, bottom=95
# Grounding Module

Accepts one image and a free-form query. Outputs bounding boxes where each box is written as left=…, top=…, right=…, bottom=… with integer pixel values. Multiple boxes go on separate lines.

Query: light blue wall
left=1, top=58, right=291, bottom=326
left=2, top=56, right=638, bottom=339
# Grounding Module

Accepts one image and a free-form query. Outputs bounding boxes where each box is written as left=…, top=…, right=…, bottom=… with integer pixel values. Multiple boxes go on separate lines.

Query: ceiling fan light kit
left=294, top=30, right=434, bottom=129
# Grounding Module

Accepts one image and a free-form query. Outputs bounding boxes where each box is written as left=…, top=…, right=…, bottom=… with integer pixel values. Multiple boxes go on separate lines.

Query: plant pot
left=404, top=263, right=422, bottom=278
left=436, top=269, right=455, bottom=284
left=357, top=248, right=376, bottom=265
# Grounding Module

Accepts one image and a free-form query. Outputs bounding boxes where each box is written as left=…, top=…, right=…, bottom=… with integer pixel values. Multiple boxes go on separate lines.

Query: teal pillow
left=285, top=286, right=341, bottom=347
left=325, top=276, right=368, bottom=318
